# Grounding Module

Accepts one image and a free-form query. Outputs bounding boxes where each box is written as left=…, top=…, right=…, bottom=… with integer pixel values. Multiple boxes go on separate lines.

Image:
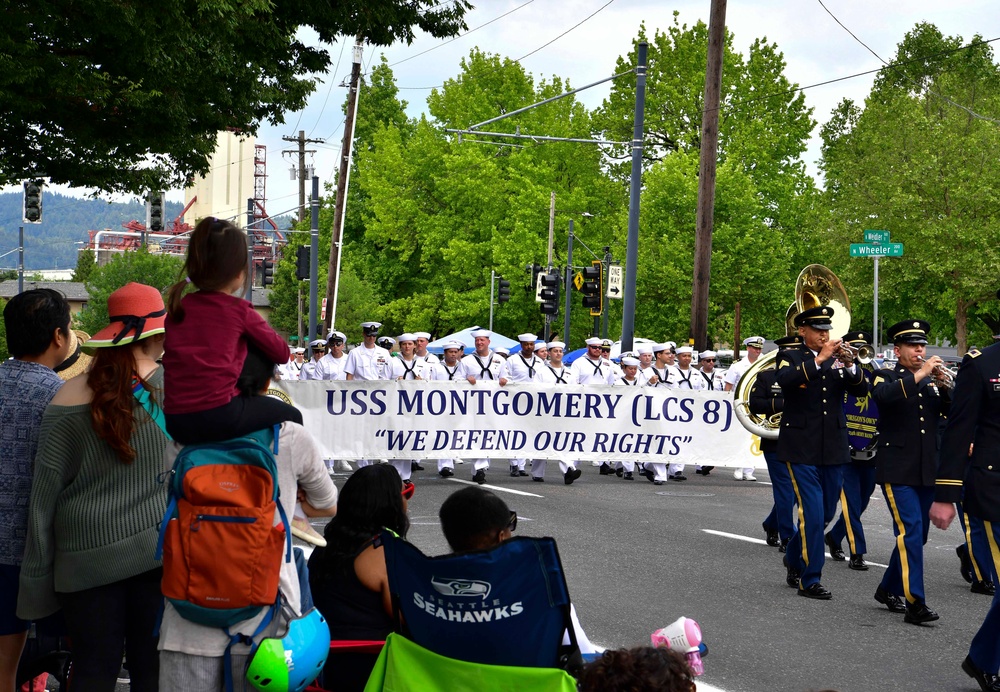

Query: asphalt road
left=323, top=461, right=994, bottom=692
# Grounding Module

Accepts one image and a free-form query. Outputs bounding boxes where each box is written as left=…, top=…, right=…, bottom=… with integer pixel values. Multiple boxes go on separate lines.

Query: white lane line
left=447, top=478, right=544, bottom=497
left=701, top=529, right=889, bottom=568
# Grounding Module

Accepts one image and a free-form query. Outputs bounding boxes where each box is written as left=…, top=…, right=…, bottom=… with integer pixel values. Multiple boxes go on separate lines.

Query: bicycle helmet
left=246, top=608, right=330, bottom=692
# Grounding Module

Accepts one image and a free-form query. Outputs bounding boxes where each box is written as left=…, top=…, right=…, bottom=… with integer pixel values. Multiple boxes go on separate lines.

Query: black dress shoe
left=786, top=566, right=801, bottom=589
left=599, top=462, right=614, bottom=475
left=532, top=476, right=545, bottom=482
left=971, top=580, right=996, bottom=596
left=473, top=469, right=486, bottom=485
left=518, top=470, right=529, bottom=477
left=763, top=522, right=779, bottom=547
left=510, top=467, right=519, bottom=477
left=701, top=466, right=714, bottom=474
left=653, top=480, right=664, bottom=486
left=798, top=583, right=832, bottom=600
left=564, top=467, right=582, bottom=485
left=957, top=544, right=975, bottom=583
left=615, top=467, right=624, bottom=477
left=825, top=533, right=846, bottom=561
left=439, top=467, right=454, bottom=478
left=849, top=554, right=869, bottom=571
left=778, top=539, right=788, bottom=554
left=645, top=470, right=655, bottom=483
left=874, top=585, right=906, bottom=613
left=904, top=602, right=939, bottom=625
left=669, top=473, right=687, bottom=482
left=962, top=655, right=1000, bottom=692
left=411, top=461, right=424, bottom=471
left=623, top=471, right=634, bottom=480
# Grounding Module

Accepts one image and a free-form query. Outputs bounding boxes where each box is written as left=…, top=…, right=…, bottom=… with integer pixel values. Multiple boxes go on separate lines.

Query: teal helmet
left=246, top=608, right=330, bottom=692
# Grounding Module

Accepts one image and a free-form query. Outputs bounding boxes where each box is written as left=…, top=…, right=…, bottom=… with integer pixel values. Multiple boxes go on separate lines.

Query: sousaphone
left=733, top=265, right=851, bottom=439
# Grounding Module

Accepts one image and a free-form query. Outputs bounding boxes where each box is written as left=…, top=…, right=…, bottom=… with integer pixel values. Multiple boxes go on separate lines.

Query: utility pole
left=620, top=42, right=648, bottom=352
left=18, top=227, right=24, bottom=294
left=690, top=0, right=727, bottom=352
left=563, top=220, right=575, bottom=345
left=602, top=246, right=612, bottom=339
left=325, top=36, right=364, bottom=333
left=282, top=130, right=323, bottom=223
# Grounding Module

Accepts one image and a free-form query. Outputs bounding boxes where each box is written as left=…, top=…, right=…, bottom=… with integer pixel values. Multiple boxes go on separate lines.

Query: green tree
left=72, top=248, right=97, bottom=283
left=77, top=250, right=183, bottom=335
left=1, top=0, right=471, bottom=194
left=819, top=23, right=1000, bottom=352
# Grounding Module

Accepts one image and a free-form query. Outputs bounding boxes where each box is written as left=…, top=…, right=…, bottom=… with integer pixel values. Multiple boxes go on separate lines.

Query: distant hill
left=0, top=192, right=296, bottom=270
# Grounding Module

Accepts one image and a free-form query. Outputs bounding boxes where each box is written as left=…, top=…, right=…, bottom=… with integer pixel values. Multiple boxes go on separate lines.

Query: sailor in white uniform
left=532, top=341, right=582, bottom=483
left=612, top=356, right=644, bottom=480
left=534, top=340, right=548, bottom=363
left=389, top=333, right=427, bottom=483
left=664, top=345, right=706, bottom=481
left=697, top=350, right=726, bottom=391
left=724, top=335, right=765, bottom=481
left=499, top=333, right=544, bottom=478
left=461, top=329, right=504, bottom=483
left=427, top=340, right=467, bottom=478
left=317, top=330, right=348, bottom=380
left=414, top=331, right=440, bottom=366
left=279, top=347, right=305, bottom=380
left=300, top=339, right=327, bottom=380
left=344, top=322, right=394, bottom=469
left=572, top=337, right=616, bottom=476
left=636, top=343, right=656, bottom=386
left=640, top=342, right=676, bottom=484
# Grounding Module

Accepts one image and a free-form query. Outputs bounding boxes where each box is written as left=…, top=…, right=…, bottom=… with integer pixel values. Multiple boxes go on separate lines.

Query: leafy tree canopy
left=0, top=0, right=471, bottom=194
left=77, top=249, right=183, bottom=335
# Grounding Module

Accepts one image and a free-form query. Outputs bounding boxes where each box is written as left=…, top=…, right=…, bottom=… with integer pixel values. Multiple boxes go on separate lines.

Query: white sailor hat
left=327, top=330, right=346, bottom=342
left=534, top=340, right=547, bottom=348
left=636, top=344, right=653, bottom=354
left=517, top=333, right=538, bottom=343
left=442, top=340, right=465, bottom=352
left=547, top=341, right=566, bottom=350
left=471, top=329, right=491, bottom=338
left=309, top=338, right=327, bottom=348
left=700, top=350, right=717, bottom=359
left=414, top=331, right=431, bottom=340
left=397, top=333, right=416, bottom=343
left=361, top=321, right=381, bottom=329
left=676, top=345, right=694, bottom=355
left=652, top=342, right=671, bottom=353
left=585, top=337, right=603, bottom=346
left=495, top=347, right=509, bottom=355
left=743, top=336, right=765, bottom=348
left=621, top=356, right=640, bottom=367
left=293, top=347, right=306, bottom=354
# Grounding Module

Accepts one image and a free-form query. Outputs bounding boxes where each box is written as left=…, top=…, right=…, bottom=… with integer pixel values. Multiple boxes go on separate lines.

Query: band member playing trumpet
left=776, top=306, right=869, bottom=600
left=870, top=320, right=950, bottom=624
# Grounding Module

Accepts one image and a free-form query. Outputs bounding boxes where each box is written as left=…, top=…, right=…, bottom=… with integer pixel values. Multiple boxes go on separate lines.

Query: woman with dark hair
left=578, top=647, right=697, bottom=692
left=308, top=464, right=410, bottom=691
left=17, top=282, right=170, bottom=691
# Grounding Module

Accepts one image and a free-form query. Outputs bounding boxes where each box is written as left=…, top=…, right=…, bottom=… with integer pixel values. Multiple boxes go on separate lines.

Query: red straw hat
left=87, top=283, right=167, bottom=348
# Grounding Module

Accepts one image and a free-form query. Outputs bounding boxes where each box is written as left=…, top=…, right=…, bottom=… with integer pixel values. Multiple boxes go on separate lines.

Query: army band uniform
left=751, top=335, right=801, bottom=552
left=870, top=320, right=949, bottom=624
left=776, top=307, right=868, bottom=599
left=826, top=331, right=879, bottom=571
left=930, top=340, right=1000, bottom=690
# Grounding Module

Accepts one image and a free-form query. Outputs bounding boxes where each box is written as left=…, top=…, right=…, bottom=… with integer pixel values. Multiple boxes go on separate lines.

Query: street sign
left=606, top=264, right=623, bottom=299
left=863, top=229, right=890, bottom=244
left=850, top=242, right=904, bottom=258
left=573, top=271, right=584, bottom=291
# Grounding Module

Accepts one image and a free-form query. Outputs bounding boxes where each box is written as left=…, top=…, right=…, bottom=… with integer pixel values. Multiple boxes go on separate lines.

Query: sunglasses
left=588, top=345, right=602, bottom=349
left=702, top=358, right=716, bottom=363
left=401, top=482, right=415, bottom=501
left=601, top=348, right=611, bottom=352
left=505, top=510, right=518, bottom=533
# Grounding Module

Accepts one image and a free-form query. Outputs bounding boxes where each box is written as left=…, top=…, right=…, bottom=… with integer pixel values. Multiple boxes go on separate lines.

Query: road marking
left=447, top=478, right=544, bottom=497
left=701, top=529, right=888, bottom=568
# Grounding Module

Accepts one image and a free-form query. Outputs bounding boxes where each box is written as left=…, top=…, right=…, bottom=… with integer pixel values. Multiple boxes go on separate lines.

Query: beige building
left=183, top=131, right=257, bottom=227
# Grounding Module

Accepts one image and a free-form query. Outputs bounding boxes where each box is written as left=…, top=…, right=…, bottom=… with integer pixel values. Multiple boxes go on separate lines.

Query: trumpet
left=837, top=342, right=875, bottom=365
left=916, top=356, right=957, bottom=389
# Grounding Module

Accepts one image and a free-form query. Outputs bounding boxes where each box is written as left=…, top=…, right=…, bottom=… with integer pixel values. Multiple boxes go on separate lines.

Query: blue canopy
left=425, top=326, right=519, bottom=355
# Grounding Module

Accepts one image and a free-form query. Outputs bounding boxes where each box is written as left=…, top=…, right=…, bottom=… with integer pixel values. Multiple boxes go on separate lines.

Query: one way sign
left=606, top=264, right=623, bottom=299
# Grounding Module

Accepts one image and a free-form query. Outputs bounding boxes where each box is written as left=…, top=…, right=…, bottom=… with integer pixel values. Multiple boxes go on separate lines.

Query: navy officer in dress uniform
left=930, top=338, right=1000, bottom=690
left=776, top=306, right=869, bottom=600
left=870, top=320, right=949, bottom=624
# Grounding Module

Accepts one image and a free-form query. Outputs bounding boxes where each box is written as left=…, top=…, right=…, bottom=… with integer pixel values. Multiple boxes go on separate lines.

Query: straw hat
left=87, top=283, right=167, bottom=348
left=53, top=329, right=93, bottom=380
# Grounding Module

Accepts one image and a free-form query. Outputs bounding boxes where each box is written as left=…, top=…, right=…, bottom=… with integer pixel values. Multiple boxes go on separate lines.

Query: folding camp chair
left=377, top=531, right=582, bottom=672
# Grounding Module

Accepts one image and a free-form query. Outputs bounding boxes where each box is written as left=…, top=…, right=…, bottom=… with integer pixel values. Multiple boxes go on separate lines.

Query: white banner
left=272, top=380, right=763, bottom=468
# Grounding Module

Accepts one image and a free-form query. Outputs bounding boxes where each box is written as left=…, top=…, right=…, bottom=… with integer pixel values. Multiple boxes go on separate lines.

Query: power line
left=307, top=38, right=349, bottom=138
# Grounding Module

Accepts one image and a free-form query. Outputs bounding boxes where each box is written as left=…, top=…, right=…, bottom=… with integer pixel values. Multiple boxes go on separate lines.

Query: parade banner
left=273, top=380, right=763, bottom=467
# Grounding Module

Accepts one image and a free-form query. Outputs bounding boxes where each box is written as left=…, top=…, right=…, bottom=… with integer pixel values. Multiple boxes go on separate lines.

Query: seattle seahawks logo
left=431, top=577, right=492, bottom=599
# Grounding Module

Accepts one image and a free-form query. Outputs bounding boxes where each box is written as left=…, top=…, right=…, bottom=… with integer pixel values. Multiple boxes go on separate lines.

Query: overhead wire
left=307, top=38, right=349, bottom=138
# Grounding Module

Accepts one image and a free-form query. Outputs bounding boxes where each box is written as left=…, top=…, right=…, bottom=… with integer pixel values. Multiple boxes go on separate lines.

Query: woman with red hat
left=17, top=282, right=171, bottom=691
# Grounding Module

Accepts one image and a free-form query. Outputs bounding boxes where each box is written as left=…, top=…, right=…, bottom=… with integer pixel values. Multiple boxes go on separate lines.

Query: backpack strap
left=132, top=377, right=170, bottom=440
left=223, top=598, right=280, bottom=692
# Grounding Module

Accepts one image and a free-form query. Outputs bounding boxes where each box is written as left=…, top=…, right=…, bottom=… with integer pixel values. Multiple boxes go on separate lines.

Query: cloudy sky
left=252, top=0, right=996, bottom=215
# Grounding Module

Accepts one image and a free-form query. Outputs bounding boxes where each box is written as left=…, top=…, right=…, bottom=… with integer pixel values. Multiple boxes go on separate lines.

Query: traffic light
left=581, top=260, right=603, bottom=316
left=23, top=179, right=42, bottom=224
left=539, top=272, right=560, bottom=315
left=497, top=278, right=511, bottom=303
left=528, top=263, right=543, bottom=301
left=262, top=259, right=275, bottom=286
left=147, top=192, right=164, bottom=232
left=296, top=245, right=310, bottom=280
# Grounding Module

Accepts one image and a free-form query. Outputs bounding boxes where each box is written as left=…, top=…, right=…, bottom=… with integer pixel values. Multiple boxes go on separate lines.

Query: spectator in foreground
left=578, top=646, right=696, bottom=692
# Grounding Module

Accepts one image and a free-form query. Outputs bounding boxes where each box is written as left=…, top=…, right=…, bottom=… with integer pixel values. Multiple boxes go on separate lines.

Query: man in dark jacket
left=776, top=306, right=868, bottom=600
left=870, top=320, right=949, bottom=624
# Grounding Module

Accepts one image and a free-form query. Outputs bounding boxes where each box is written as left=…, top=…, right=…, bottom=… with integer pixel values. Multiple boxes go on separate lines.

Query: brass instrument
left=916, top=356, right=957, bottom=389
left=837, top=342, right=875, bottom=365
left=734, top=265, right=853, bottom=440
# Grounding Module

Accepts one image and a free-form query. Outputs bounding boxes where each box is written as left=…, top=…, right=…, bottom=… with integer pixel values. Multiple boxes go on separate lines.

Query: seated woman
left=308, top=464, right=411, bottom=691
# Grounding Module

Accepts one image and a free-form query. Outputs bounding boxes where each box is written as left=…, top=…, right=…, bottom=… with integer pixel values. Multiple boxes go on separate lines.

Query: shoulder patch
left=778, top=359, right=791, bottom=369
left=873, top=376, right=884, bottom=386
left=968, top=348, right=981, bottom=358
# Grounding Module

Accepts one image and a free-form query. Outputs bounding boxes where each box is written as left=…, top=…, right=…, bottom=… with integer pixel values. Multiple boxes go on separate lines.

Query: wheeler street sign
left=863, top=229, right=890, bottom=244
left=850, top=242, right=904, bottom=258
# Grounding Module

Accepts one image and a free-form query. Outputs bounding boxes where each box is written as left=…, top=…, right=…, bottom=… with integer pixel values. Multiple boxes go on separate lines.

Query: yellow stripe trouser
left=885, top=483, right=914, bottom=604
left=787, top=463, right=808, bottom=566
